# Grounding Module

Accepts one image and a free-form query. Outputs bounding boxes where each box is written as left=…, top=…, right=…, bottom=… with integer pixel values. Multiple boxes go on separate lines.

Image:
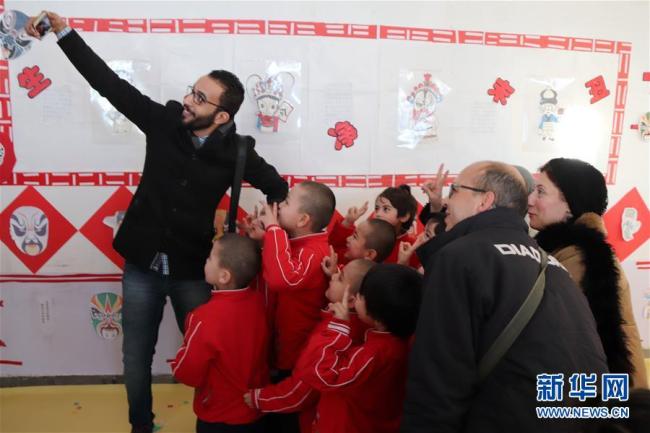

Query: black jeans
left=263, top=369, right=301, bottom=433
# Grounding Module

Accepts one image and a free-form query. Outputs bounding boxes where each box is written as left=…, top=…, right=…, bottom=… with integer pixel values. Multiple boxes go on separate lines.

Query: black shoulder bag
left=227, top=134, right=250, bottom=233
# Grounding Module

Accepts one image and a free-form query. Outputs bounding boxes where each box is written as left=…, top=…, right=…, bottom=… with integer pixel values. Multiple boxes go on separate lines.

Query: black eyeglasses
left=186, top=86, right=229, bottom=113
left=449, top=183, right=488, bottom=198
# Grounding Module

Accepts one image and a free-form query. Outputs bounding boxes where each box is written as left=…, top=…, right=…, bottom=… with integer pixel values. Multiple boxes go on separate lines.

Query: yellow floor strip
left=1, top=383, right=195, bottom=433
left=1, top=362, right=648, bottom=432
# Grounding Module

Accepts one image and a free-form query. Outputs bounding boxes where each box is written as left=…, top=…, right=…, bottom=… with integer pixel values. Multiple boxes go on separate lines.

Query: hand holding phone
left=33, top=11, right=52, bottom=37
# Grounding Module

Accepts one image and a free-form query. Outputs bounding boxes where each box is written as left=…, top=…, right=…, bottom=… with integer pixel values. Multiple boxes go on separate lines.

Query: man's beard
left=182, top=106, right=218, bottom=132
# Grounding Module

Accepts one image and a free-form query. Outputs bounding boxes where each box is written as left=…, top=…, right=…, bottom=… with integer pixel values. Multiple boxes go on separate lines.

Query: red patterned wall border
left=5, top=172, right=457, bottom=188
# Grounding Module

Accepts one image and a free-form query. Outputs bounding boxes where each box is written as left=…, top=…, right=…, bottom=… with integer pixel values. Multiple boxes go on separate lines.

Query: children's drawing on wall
left=398, top=70, right=450, bottom=149
left=522, top=77, right=578, bottom=153
left=246, top=65, right=299, bottom=134
left=90, top=292, right=123, bottom=340
left=89, top=60, right=151, bottom=135
left=538, top=88, right=561, bottom=141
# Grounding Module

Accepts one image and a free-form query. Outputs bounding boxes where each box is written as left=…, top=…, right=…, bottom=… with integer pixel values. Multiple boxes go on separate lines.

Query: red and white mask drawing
left=407, top=73, right=443, bottom=138
left=9, top=206, right=48, bottom=256
left=247, top=72, right=295, bottom=133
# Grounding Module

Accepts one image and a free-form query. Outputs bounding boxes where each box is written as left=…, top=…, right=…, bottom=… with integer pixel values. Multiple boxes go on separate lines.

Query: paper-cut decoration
left=17, top=65, right=52, bottom=98
left=406, top=73, right=444, bottom=138
left=90, top=292, right=123, bottom=340
left=0, top=187, right=76, bottom=273
left=638, top=112, right=650, bottom=141
left=328, top=121, right=358, bottom=151
left=0, top=10, right=33, bottom=60
left=80, top=186, right=133, bottom=269
left=103, top=210, right=126, bottom=238
left=246, top=72, right=295, bottom=133
left=603, top=188, right=650, bottom=262
left=621, top=207, right=642, bottom=242
left=585, top=75, right=610, bottom=104
left=487, top=78, right=515, bottom=105
left=538, top=88, right=561, bottom=141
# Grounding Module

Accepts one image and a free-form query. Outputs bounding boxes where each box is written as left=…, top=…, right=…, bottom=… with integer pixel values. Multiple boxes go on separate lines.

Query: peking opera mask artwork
left=0, top=10, right=33, bottom=60
left=9, top=206, right=48, bottom=256
left=90, top=292, right=123, bottom=340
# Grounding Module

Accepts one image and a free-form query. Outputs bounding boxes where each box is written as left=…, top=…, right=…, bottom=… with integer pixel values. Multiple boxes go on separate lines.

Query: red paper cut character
left=328, top=121, right=358, bottom=151
left=585, top=75, right=610, bottom=104
left=17, top=65, right=51, bottom=98
left=487, top=78, right=515, bottom=105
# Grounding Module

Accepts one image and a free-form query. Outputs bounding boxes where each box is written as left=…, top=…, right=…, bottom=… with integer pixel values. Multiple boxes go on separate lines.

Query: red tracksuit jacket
left=252, top=311, right=370, bottom=432
left=328, top=218, right=354, bottom=266
left=301, top=317, right=411, bottom=433
left=328, top=219, right=420, bottom=267
left=171, top=288, right=269, bottom=424
left=262, top=225, right=330, bottom=370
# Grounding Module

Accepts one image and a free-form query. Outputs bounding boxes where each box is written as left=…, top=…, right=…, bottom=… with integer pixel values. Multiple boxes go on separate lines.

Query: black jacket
left=401, top=208, right=608, bottom=433
left=58, top=31, right=288, bottom=279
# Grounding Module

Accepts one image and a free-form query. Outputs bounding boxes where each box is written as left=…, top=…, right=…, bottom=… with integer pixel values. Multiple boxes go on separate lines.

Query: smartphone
left=34, top=12, right=52, bottom=37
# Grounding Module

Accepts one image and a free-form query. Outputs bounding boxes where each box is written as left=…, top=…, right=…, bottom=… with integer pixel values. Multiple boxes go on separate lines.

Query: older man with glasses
left=402, top=161, right=608, bottom=433
left=26, top=12, right=287, bottom=433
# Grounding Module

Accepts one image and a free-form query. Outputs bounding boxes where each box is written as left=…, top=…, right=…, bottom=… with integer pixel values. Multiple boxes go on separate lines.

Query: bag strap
left=478, top=249, right=549, bottom=382
left=227, top=135, right=249, bottom=233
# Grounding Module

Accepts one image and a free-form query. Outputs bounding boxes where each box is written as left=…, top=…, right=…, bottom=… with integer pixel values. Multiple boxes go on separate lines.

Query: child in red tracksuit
left=245, top=259, right=376, bottom=432
left=256, top=181, right=336, bottom=374
left=320, top=218, right=395, bottom=278
left=171, top=234, right=269, bottom=433
left=303, top=264, right=422, bottom=433
left=329, top=185, right=421, bottom=268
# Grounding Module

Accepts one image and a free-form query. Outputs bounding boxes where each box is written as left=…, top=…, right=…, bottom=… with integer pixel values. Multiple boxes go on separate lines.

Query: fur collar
left=535, top=213, right=634, bottom=378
